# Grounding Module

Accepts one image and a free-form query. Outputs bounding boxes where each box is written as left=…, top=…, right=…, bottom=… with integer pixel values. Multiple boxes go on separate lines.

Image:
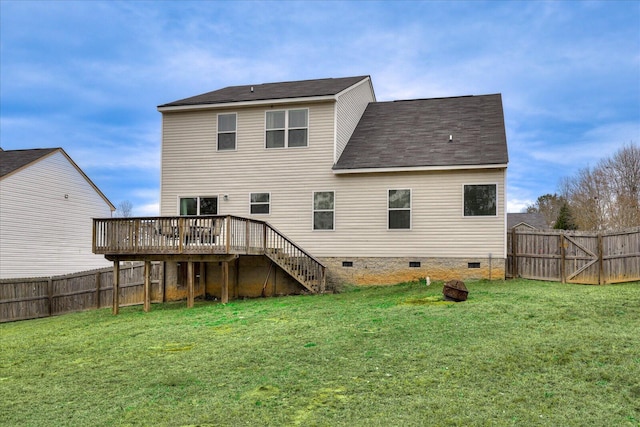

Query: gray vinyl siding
left=161, top=99, right=506, bottom=260
left=0, top=152, right=113, bottom=279
left=335, top=78, right=375, bottom=162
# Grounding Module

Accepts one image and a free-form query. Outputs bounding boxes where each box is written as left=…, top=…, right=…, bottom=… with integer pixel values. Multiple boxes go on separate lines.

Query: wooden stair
left=266, top=251, right=324, bottom=293
left=263, top=224, right=326, bottom=294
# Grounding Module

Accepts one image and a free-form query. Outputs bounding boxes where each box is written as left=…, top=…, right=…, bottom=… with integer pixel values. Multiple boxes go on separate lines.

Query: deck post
left=112, top=260, right=120, bottom=315
left=221, top=261, right=229, bottom=303
left=187, top=261, right=194, bottom=308
left=199, top=262, right=206, bottom=298
left=234, top=257, right=239, bottom=299
left=144, top=260, right=151, bottom=312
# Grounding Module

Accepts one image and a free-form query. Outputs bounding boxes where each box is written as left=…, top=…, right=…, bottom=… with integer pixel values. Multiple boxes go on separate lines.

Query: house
left=0, top=147, right=115, bottom=279
left=507, top=212, right=549, bottom=231
left=91, top=75, right=507, bottom=312
left=152, top=75, right=508, bottom=292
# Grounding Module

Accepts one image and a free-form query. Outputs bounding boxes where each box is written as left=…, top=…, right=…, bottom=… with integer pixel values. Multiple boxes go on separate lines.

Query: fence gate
left=562, top=234, right=600, bottom=284
left=508, top=227, right=640, bottom=284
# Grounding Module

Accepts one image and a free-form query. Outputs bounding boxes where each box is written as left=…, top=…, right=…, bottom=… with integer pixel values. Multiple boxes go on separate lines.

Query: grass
left=1, top=279, right=639, bottom=426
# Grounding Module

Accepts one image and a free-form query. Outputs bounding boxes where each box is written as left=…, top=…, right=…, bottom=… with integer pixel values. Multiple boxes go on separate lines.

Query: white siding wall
left=160, top=102, right=506, bottom=260
left=335, top=79, right=375, bottom=162
left=0, top=152, right=113, bottom=279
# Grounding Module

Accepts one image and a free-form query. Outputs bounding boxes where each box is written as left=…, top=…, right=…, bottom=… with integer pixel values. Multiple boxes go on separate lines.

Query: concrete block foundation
left=321, top=256, right=505, bottom=289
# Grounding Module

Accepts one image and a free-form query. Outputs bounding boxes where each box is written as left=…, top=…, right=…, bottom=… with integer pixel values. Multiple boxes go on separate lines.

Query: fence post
left=560, top=233, right=566, bottom=284
left=160, top=262, right=166, bottom=303
left=144, top=261, right=151, bottom=312
left=598, top=233, right=604, bottom=285
left=95, top=271, right=101, bottom=309
left=47, top=277, right=53, bottom=317
left=511, top=228, right=517, bottom=278
left=113, top=261, right=120, bottom=315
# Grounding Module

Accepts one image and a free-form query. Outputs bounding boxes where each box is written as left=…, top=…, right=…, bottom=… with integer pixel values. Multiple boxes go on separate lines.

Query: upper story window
left=313, top=191, right=334, bottom=230
left=464, top=184, right=497, bottom=216
left=250, top=192, right=270, bottom=215
left=266, top=109, right=308, bottom=148
left=388, top=189, right=411, bottom=229
left=180, top=196, right=218, bottom=216
left=217, top=113, right=236, bottom=151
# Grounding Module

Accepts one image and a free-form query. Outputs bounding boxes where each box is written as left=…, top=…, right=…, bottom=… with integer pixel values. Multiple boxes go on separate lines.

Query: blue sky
left=1, top=0, right=638, bottom=215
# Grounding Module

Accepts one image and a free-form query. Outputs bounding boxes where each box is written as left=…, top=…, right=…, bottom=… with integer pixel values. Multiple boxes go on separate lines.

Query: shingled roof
left=333, top=94, right=508, bottom=171
left=0, top=148, right=59, bottom=178
left=507, top=212, right=549, bottom=229
left=159, top=75, right=370, bottom=108
left=0, top=147, right=115, bottom=210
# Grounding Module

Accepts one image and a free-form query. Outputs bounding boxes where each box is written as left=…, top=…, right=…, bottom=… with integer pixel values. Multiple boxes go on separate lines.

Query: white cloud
left=507, top=198, right=533, bottom=214
left=134, top=202, right=160, bottom=217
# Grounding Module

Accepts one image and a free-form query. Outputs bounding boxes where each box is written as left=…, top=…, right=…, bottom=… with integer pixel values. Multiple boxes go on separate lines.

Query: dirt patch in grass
left=402, top=295, right=455, bottom=306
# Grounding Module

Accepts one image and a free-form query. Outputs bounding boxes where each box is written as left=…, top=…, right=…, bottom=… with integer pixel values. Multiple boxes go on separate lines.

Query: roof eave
left=332, top=163, right=508, bottom=175
left=157, top=94, right=337, bottom=112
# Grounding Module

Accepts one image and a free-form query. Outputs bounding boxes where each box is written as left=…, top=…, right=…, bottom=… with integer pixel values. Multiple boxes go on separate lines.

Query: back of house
left=157, top=75, right=508, bottom=288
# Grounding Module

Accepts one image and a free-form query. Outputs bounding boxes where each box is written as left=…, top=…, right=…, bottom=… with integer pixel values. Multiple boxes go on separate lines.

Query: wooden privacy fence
left=0, top=262, right=163, bottom=323
left=507, top=227, right=640, bottom=284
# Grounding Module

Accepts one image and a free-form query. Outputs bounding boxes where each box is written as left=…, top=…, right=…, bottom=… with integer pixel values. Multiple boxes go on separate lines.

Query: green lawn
left=1, top=279, right=638, bottom=426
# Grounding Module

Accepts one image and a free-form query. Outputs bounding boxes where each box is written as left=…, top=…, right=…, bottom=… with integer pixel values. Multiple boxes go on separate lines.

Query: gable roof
left=333, top=94, right=508, bottom=172
left=0, top=147, right=115, bottom=211
left=0, top=148, right=59, bottom=178
left=507, top=212, right=549, bottom=229
left=159, top=75, right=370, bottom=108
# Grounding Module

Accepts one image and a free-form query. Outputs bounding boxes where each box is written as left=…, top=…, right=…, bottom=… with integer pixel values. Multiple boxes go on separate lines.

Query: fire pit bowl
left=443, top=279, right=468, bottom=302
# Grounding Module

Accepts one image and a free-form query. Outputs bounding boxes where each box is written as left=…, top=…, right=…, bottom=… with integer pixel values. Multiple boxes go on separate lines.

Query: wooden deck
left=93, top=215, right=326, bottom=312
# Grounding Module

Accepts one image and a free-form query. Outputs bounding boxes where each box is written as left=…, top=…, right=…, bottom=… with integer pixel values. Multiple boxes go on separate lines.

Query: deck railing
left=93, top=215, right=325, bottom=292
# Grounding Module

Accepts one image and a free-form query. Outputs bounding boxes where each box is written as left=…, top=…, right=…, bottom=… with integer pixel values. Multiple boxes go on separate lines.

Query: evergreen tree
left=554, top=202, right=577, bottom=230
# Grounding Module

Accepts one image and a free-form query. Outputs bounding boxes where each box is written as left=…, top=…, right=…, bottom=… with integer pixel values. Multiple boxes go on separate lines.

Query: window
left=464, top=184, right=497, bottom=216
left=313, top=191, right=334, bottom=230
left=218, top=113, right=236, bottom=150
left=179, top=197, right=218, bottom=216
left=388, top=189, right=411, bottom=229
left=266, top=109, right=308, bottom=148
left=250, top=192, right=270, bottom=214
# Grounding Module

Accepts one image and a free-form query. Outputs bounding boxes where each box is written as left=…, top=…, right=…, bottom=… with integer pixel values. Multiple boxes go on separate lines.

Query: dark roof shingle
left=334, top=94, right=508, bottom=170
left=160, top=75, right=370, bottom=108
left=0, top=148, right=59, bottom=178
left=507, top=212, right=549, bottom=229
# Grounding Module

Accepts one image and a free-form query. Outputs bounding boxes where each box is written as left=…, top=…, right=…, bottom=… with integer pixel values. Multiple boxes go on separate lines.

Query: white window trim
left=249, top=192, right=271, bottom=215
left=265, top=108, right=309, bottom=149
left=312, top=190, right=335, bottom=231
left=217, top=112, right=237, bottom=151
left=177, top=195, right=219, bottom=216
left=387, top=188, right=412, bottom=230
left=462, top=183, right=499, bottom=218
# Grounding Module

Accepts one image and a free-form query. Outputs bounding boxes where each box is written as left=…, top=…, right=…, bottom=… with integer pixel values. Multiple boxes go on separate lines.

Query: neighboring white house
left=0, top=148, right=115, bottom=279
left=157, top=75, right=509, bottom=286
